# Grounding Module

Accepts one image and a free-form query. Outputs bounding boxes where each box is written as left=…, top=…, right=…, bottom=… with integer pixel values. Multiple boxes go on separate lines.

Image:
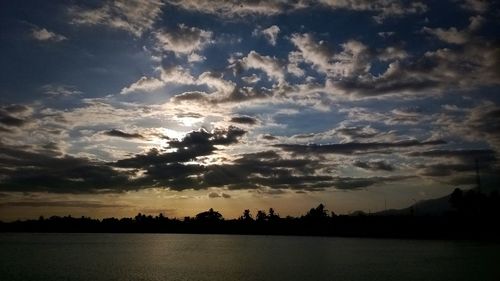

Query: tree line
left=1, top=188, right=499, bottom=240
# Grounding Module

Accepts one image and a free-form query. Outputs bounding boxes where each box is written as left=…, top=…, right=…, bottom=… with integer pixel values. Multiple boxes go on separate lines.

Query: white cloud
left=197, top=72, right=236, bottom=96
left=68, top=0, right=164, bottom=37
left=155, top=24, right=213, bottom=57
left=187, top=53, right=206, bottom=63
left=242, top=74, right=261, bottom=84
left=254, top=25, right=280, bottom=46
left=165, top=0, right=306, bottom=17
left=378, top=47, right=408, bottom=61
left=165, top=0, right=426, bottom=22
left=290, top=34, right=371, bottom=78
left=160, top=66, right=197, bottom=84
left=120, top=77, right=165, bottom=95
left=32, top=27, right=66, bottom=42
left=318, top=0, right=427, bottom=23
left=422, top=16, right=484, bottom=45
left=239, top=51, right=285, bottom=83
left=120, top=66, right=196, bottom=95
left=290, top=33, right=333, bottom=74
left=287, top=51, right=306, bottom=77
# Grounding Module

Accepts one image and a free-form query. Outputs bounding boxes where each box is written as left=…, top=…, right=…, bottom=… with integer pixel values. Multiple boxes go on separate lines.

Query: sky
left=0, top=0, right=499, bottom=221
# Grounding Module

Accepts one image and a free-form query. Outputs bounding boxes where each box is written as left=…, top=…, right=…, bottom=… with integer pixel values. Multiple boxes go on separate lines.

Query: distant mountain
left=374, top=194, right=453, bottom=216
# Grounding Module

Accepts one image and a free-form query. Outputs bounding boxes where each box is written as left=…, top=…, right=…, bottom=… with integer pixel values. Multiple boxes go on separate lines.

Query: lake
left=0, top=233, right=498, bottom=281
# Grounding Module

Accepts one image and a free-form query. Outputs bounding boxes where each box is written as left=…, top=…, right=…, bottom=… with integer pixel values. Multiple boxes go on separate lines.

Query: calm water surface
left=0, top=233, right=498, bottom=281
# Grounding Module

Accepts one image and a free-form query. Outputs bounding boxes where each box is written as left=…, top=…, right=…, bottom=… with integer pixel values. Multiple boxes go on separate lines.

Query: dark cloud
left=0, top=143, right=139, bottom=193
left=176, top=112, right=203, bottom=118
left=418, top=162, right=495, bottom=177
left=261, top=134, right=278, bottom=141
left=230, top=115, right=258, bottom=125
left=3, top=104, right=30, bottom=113
left=0, top=112, right=26, bottom=127
left=171, top=91, right=209, bottom=103
left=104, top=129, right=145, bottom=139
left=332, top=42, right=500, bottom=97
left=408, top=149, right=496, bottom=163
left=353, top=160, right=394, bottom=171
left=334, top=125, right=379, bottom=141
left=0, top=201, right=130, bottom=208
left=332, top=176, right=412, bottom=190
left=5, top=127, right=243, bottom=194
left=275, top=140, right=446, bottom=155
left=0, top=104, right=30, bottom=127
left=116, top=126, right=246, bottom=169
left=0, top=127, right=12, bottom=133
left=466, top=104, right=500, bottom=149
left=0, top=136, right=421, bottom=193
left=208, top=192, right=231, bottom=199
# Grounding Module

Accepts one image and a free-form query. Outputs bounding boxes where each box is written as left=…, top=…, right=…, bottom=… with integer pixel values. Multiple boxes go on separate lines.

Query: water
left=0, top=233, right=498, bottom=281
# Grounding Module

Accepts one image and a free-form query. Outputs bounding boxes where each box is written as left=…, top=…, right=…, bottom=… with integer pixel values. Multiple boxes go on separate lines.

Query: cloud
left=104, top=129, right=145, bottom=139
left=231, top=51, right=286, bottom=83
left=68, top=0, right=164, bottom=37
left=165, top=0, right=426, bottom=22
left=230, top=116, right=258, bottom=125
left=330, top=41, right=500, bottom=97
left=161, top=66, right=197, bottom=84
left=332, top=176, right=411, bottom=190
left=288, top=27, right=498, bottom=99
left=208, top=192, right=231, bottom=199
left=120, top=77, right=165, bottom=94
left=165, top=0, right=306, bottom=17
left=115, top=126, right=247, bottom=169
left=0, top=127, right=244, bottom=193
left=241, top=74, right=261, bottom=84
left=318, top=0, right=427, bottom=23
left=0, top=105, right=29, bottom=127
left=435, top=102, right=500, bottom=150
left=41, top=84, right=82, bottom=97
left=459, top=0, right=488, bottom=13
left=408, top=149, right=496, bottom=162
left=287, top=51, right=306, bottom=77
left=31, top=27, right=66, bottom=42
left=275, top=139, right=446, bottom=155
left=155, top=24, right=213, bottom=55
left=0, top=143, right=137, bottom=193
left=334, top=125, right=380, bottom=141
left=422, top=16, right=484, bottom=45
left=378, top=47, right=408, bottom=61
left=290, top=34, right=372, bottom=78
left=0, top=201, right=130, bottom=208
left=120, top=66, right=196, bottom=95
left=378, top=31, right=395, bottom=38
left=290, top=33, right=333, bottom=75
left=353, top=160, right=395, bottom=171
left=254, top=25, right=280, bottom=46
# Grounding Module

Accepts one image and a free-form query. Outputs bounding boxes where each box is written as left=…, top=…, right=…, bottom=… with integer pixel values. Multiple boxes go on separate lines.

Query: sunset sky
left=0, top=0, right=499, bottom=221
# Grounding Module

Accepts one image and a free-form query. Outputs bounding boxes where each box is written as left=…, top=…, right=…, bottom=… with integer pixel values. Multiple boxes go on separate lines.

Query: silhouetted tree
left=305, top=204, right=328, bottom=221
left=195, top=208, right=223, bottom=222
left=240, top=209, right=253, bottom=221
left=268, top=208, right=280, bottom=221
left=256, top=210, right=268, bottom=222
